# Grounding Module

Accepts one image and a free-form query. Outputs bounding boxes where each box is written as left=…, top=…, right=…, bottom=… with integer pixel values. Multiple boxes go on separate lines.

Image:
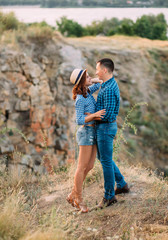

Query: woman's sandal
left=74, top=199, right=89, bottom=213
left=66, top=193, right=75, bottom=207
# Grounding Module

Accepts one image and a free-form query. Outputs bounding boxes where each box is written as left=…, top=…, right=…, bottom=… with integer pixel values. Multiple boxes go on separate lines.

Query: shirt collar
left=101, top=76, right=114, bottom=89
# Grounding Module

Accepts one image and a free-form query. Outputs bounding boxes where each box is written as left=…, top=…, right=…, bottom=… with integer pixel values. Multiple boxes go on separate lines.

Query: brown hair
left=72, top=71, right=90, bottom=100
left=97, top=58, right=114, bottom=73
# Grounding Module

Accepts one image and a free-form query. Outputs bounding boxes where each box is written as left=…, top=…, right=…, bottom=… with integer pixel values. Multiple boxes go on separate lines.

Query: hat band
left=75, top=70, right=83, bottom=84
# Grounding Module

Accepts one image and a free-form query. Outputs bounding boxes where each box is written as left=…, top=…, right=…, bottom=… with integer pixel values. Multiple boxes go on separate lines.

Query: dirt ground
left=37, top=161, right=168, bottom=240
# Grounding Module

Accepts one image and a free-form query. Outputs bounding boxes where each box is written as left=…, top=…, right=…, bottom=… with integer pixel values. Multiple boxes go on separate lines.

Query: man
left=95, top=58, right=129, bottom=208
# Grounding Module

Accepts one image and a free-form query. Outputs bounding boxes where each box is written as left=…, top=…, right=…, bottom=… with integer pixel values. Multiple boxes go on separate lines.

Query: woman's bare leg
left=83, top=144, right=97, bottom=181
left=74, top=145, right=93, bottom=201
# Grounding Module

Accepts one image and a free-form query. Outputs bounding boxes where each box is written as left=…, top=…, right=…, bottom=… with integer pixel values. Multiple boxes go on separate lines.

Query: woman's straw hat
left=70, top=69, right=86, bottom=85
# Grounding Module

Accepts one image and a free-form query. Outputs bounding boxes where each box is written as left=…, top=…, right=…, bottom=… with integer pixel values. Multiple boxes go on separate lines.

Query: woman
left=67, top=68, right=105, bottom=213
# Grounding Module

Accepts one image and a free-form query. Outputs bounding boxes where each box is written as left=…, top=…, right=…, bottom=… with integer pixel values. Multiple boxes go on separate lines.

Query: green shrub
left=28, top=20, right=55, bottom=30
left=117, top=18, right=134, bottom=36
left=56, top=16, right=85, bottom=37
left=134, top=13, right=167, bottom=40
left=85, top=18, right=121, bottom=36
left=0, top=11, right=19, bottom=31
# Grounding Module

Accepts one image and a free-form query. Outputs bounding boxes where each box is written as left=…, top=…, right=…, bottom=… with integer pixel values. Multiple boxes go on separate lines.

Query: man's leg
left=113, top=161, right=127, bottom=189
left=96, top=124, right=115, bottom=200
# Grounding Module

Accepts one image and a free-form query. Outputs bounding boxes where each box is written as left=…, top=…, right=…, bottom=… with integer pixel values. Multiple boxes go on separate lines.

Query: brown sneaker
left=97, top=196, right=117, bottom=209
left=115, top=183, right=130, bottom=195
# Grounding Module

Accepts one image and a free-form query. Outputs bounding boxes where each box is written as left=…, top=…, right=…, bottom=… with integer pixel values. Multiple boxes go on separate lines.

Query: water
left=0, top=7, right=168, bottom=26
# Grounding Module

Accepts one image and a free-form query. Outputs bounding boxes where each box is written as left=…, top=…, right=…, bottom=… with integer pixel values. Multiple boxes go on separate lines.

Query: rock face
left=0, top=39, right=85, bottom=173
left=0, top=36, right=167, bottom=174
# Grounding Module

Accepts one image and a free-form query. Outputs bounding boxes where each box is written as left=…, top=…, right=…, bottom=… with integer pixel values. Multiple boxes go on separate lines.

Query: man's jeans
left=96, top=122, right=126, bottom=200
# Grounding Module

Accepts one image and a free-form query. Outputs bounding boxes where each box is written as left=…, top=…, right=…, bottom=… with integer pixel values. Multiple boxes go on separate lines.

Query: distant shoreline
left=0, top=5, right=167, bottom=9
left=0, top=5, right=40, bottom=8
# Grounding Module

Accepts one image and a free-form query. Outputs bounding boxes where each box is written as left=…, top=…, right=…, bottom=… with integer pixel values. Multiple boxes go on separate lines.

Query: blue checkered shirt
left=96, top=77, right=120, bottom=122
left=75, top=83, right=101, bottom=125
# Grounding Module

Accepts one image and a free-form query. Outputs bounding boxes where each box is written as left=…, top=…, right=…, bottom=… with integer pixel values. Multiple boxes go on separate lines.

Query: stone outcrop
left=0, top=39, right=85, bottom=173
left=0, top=35, right=167, bottom=174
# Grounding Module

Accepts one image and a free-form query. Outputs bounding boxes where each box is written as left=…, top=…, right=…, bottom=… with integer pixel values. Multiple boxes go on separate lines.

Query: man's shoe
left=115, top=183, right=130, bottom=195
left=97, top=196, right=117, bottom=209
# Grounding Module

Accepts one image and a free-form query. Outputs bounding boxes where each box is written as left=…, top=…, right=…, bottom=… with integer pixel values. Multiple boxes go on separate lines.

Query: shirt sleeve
left=103, top=88, right=116, bottom=120
left=88, top=83, right=101, bottom=94
left=75, top=98, right=86, bottom=125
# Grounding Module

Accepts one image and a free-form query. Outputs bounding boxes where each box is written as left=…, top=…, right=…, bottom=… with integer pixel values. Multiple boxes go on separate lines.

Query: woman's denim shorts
left=76, top=126, right=96, bottom=146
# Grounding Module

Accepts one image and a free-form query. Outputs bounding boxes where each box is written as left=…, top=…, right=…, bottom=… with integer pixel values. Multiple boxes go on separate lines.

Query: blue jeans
left=96, top=122, right=126, bottom=200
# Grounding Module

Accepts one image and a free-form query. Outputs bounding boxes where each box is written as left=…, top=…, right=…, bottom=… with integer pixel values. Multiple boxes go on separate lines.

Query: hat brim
left=75, top=69, right=87, bottom=85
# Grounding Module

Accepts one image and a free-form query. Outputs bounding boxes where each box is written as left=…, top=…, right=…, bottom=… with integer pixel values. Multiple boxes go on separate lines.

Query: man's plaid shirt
left=96, top=77, right=120, bottom=122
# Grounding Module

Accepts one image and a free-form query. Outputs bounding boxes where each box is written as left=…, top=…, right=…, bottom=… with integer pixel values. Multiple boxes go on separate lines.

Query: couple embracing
left=67, top=58, right=129, bottom=213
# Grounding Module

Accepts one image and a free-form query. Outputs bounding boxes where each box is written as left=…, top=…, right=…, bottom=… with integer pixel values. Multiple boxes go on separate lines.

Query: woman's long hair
left=72, top=71, right=90, bottom=100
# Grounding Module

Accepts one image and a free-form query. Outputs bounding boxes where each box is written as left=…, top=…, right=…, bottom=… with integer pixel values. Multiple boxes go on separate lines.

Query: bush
left=117, top=18, right=134, bottom=36
left=85, top=18, right=121, bottom=36
left=0, top=11, right=19, bottom=31
left=27, top=26, right=54, bottom=42
left=134, top=13, right=167, bottom=40
left=56, top=16, right=85, bottom=37
left=28, top=20, right=55, bottom=30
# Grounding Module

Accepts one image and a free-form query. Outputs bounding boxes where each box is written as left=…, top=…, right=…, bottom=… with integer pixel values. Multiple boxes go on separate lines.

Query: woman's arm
left=91, top=78, right=103, bottom=84
left=84, top=109, right=105, bottom=123
left=76, top=97, right=105, bottom=124
left=88, top=78, right=103, bottom=94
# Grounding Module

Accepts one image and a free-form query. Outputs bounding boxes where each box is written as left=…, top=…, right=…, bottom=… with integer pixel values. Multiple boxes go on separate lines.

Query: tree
left=117, top=18, right=134, bottom=36
left=56, top=16, right=84, bottom=37
left=134, top=14, right=167, bottom=40
left=134, top=15, right=153, bottom=39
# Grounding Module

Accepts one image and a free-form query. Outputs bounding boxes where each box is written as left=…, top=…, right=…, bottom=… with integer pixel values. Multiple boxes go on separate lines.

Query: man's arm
left=102, top=88, right=116, bottom=121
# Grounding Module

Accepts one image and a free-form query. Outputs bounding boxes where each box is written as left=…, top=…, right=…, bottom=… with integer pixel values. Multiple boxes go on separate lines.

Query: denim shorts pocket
left=77, top=128, right=85, bottom=138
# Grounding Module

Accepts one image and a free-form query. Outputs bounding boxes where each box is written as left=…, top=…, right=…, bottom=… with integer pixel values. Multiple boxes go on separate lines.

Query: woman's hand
left=91, top=78, right=103, bottom=84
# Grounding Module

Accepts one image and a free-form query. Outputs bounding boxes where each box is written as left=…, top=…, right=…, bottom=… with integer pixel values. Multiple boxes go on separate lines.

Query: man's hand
left=94, top=109, right=106, bottom=118
left=85, top=110, right=106, bottom=119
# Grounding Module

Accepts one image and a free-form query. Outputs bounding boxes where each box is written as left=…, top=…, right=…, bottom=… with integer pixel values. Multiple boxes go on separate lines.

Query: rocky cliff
left=0, top=34, right=168, bottom=174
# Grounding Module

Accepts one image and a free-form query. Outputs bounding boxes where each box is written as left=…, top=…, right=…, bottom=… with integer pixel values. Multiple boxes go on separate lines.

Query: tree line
left=0, top=9, right=167, bottom=41
left=0, top=0, right=168, bottom=7
left=56, top=13, right=167, bottom=40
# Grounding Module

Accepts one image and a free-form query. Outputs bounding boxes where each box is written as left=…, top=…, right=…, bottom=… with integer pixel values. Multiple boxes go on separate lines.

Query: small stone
left=32, top=78, right=40, bottom=85
left=122, top=100, right=130, bottom=107
left=1, top=65, right=8, bottom=72
left=21, top=155, right=33, bottom=168
left=87, top=227, right=92, bottom=231
left=112, top=236, right=120, bottom=239
left=15, top=100, right=30, bottom=111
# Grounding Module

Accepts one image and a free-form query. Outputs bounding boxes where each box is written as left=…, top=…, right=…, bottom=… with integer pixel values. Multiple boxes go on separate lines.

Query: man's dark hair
left=97, top=58, right=114, bottom=73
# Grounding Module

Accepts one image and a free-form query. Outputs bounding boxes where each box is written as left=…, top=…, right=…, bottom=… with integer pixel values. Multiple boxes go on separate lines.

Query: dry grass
left=21, top=230, right=65, bottom=240
left=0, top=160, right=168, bottom=239
left=0, top=25, right=54, bottom=48
left=36, top=160, right=168, bottom=240
left=67, top=35, right=168, bottom=50
left=0, top=189, right=28, bottom=240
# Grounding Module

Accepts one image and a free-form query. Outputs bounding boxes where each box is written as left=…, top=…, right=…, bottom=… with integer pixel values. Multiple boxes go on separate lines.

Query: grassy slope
left=66, top=35, right=168, bottom=50
left=0, top=159, right=168, bottom=240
